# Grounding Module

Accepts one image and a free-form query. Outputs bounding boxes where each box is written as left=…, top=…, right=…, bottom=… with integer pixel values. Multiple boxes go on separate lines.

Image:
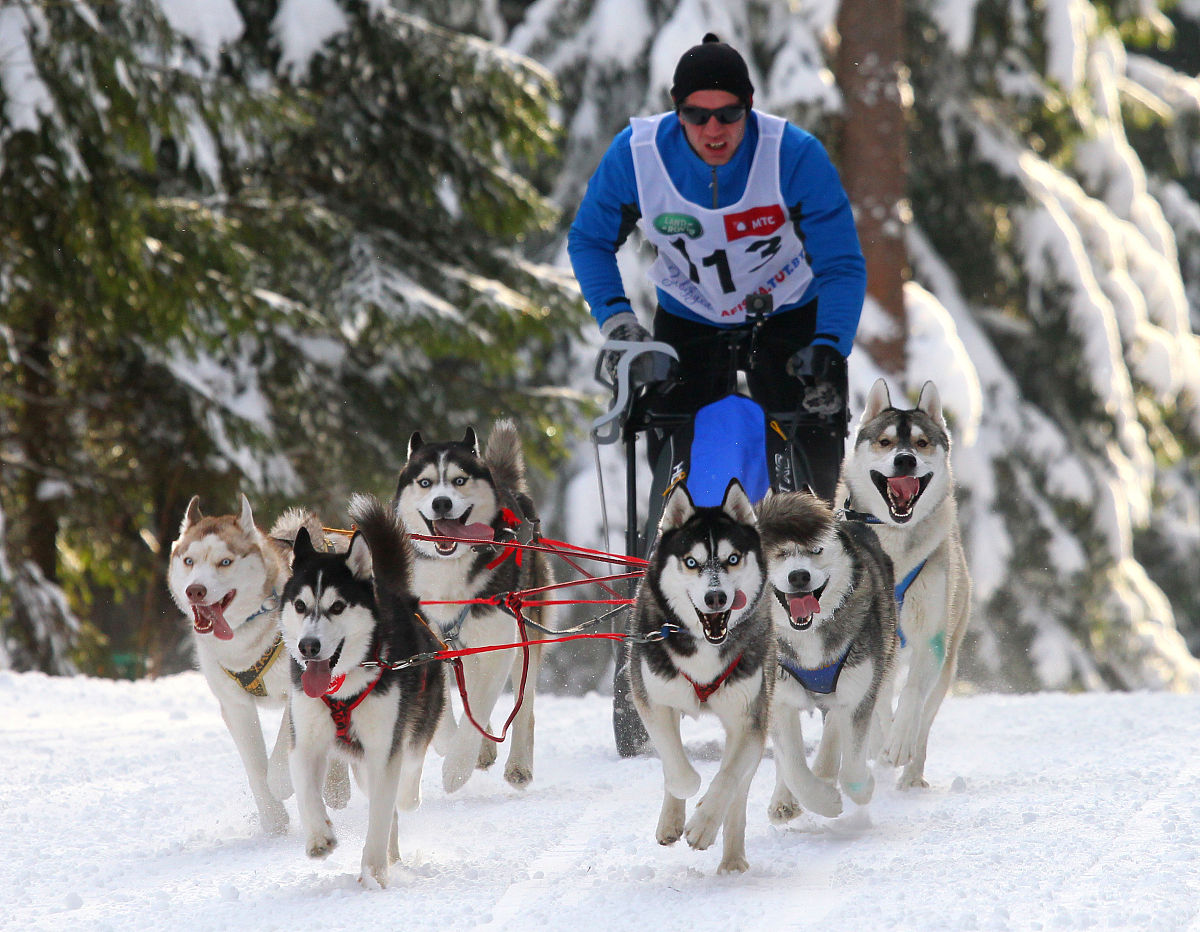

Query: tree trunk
left=835, top=0, right=909, bottom=375
left=15, top=303, right=61, bottom=584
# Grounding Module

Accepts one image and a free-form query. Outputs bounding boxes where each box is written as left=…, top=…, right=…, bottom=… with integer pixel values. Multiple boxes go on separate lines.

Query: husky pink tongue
left=192, top=603, right=234, bottom=641
left=789, top=593, right=821, bottom=622
left=433, top=519, right=495, bottom=542
left=731, top=590, right=747, bottom=610
left=302, top=659, right=333, bottom=698
left=888, top=476, right=921, bottom=506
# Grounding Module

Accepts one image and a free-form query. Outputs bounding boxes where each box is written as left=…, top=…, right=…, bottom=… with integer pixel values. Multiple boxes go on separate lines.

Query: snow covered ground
left=3, top=669, right=1199, bottom=931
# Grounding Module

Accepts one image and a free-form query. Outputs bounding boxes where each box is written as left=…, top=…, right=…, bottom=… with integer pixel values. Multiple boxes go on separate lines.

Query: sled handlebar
left=590, top=340, right=679, bottom=445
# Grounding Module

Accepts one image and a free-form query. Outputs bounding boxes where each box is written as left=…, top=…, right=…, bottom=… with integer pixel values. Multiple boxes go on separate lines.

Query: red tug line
left=336, top=528, right=649, bottom=744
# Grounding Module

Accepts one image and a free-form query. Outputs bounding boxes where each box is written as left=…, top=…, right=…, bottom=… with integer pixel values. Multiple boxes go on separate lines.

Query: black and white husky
left=756, top=491, right=897, bottom=822
left=392, top=419, right=554, bottom=793
left=281, top=493, right=444, bottom=889
left=627, top=479, right=773, bottom=874
left=841, top=379, right=972, bottom=789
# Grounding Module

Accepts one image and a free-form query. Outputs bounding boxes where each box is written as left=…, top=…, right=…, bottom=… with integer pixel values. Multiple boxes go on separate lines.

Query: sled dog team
left=168, top=379, right=971, bottom=885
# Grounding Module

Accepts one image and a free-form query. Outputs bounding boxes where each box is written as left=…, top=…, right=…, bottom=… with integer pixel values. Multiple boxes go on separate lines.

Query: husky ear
left=293, top=526, right=317, bottom=562
left=407, top=431, right=424, bottom=459
left=721, top=478, right=756, bottom=525
left=861, top=378, right=892, bottom=423
left=917, top=380, right=945, bottom=427
left=181, top=495, right=203, bottom=533
left=347, top=531, right=373, bottom=580
left=237, top=493, right=256, bottom=532
left=462, top=427, right=479, bottom=455
left=659, top=483, right=695, bottom=533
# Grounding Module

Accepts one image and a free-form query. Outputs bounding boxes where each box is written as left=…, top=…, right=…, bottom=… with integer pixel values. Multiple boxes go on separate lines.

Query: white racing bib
left=631, top=111, right=813, bottom=324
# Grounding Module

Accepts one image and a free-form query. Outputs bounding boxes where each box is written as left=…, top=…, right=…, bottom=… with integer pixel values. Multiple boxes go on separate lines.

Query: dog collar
left=222, top=633, right=286, bottom=698
left=245, top=591, right=281, bottom=623
left=682, top=652, right=743, bottom=703
left=780, top=646, right=851, bottom=695
left=839, top=499, right=883, bottom=525
left=439, top=605, right=472, bottom=646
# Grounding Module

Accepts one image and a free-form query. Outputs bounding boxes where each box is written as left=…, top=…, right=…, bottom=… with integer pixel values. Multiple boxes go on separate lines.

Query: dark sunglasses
left=676, top=104, right=747, bottom=126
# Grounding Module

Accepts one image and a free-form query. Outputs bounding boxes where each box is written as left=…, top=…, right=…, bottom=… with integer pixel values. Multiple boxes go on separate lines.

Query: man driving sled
left=569, top=32, right=866, bottom=504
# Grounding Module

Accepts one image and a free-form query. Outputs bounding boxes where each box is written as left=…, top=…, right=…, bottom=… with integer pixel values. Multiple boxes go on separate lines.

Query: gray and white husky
left=168, top=494, right=295, bottom=834
left=627, top=479, right=773, bottom=874
left=392, top=419, right=554, bottom=793
left=281, top=493, right=445, bottom=889
left=756, top=491, right=897, bottom=822
left=841, top=379, right=972, bottom=789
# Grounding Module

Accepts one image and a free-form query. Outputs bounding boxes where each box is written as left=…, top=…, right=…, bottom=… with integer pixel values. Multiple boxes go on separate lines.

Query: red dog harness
left=682, top=652, right=744, bottom=702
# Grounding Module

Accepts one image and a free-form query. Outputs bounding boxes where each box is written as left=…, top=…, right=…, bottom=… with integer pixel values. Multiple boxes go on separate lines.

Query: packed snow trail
left=2, top=671, right=1199, bottom=931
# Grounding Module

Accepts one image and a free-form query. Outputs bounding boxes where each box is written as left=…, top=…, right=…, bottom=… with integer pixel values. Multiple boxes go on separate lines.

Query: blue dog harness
left=779, top=646, right=852, bottom=696
left=892, top=559, right=927, bottom=648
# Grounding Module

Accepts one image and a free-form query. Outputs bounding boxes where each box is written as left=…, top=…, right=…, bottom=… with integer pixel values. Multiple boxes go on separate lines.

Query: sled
left=592, top=295, right=827, bottom=757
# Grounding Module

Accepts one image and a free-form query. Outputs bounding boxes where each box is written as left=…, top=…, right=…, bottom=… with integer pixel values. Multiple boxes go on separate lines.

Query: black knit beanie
left=670, top=33, right=754, bottom=104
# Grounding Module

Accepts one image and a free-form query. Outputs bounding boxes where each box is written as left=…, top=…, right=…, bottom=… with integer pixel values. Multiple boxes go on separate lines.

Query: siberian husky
left=168, top=498, right=353, bottom=832
left=841, top=379, right=972, bottom=789
left=756, top=491, right=897, bottom=822
left=392, top=419, right=554, bottom=792
left=168, top=494, right=297, bottom=834
left=282, top=493, right=444, bottom=889
left=627, top=479, right=773, bottom=874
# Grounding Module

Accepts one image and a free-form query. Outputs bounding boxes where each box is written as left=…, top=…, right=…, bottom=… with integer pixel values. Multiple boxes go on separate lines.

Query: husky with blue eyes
left=756, top=491, right=897, bottom=823
left=626, top=478, right=772, bottom=874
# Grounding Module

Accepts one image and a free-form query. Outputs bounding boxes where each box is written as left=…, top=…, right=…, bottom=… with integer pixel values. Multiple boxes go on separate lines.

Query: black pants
left=640, top=300, right=847, bottom=519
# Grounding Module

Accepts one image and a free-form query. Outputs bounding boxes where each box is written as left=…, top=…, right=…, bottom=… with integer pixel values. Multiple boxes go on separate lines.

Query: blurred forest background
left=3, top=0, right=1200, bottom=694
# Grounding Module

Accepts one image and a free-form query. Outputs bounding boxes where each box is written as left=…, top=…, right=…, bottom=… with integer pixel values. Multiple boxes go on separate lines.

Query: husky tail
left=348, top=492, right=414, bottom=606
left=484, top=418, right=528, bottom=495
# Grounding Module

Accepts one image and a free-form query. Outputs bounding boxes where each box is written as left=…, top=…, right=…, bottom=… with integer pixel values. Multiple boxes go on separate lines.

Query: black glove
left=786, top=344, right=847, bottom=418
left=599, top=311, right=653, bottom=384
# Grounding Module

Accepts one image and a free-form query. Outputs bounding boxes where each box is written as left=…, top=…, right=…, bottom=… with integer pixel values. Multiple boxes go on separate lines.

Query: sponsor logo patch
left=653, top=213, right=704, bottom=238
left=724, top=205, right=785, bottom=241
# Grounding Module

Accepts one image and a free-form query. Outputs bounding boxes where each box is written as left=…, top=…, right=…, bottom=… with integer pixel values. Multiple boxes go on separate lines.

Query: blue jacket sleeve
left=780, top=126, right=866, bottom=357
left=567, top=128, right=641, bottom=329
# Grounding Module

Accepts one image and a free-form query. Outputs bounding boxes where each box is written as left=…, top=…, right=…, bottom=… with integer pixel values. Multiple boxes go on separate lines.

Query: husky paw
left=359, top=861, right=389, bottom=890
left=684, top=809, right=722, bottom=852
left=841, top=773, right=875, bottom=806
left=442, top=758, right=473, bottom=795
left=656, top=797, right=685, bottom=846
left=306, top=823, right=337, bottom=859
left=504, top=762, right=533, bottom=789
left=476, top=738, right=498, bottom=771
left=800, top=780, right=844, bottom=819
left=260, top=800, right=289, bottom=835
left=664, top=766, right=702, bottom=800
left=882, top=715, right=919, bottom=768
left=768, top=784, right=801, bottom=824
left=324, top=759, right=352, bottom=810
left=896, top=766, right=929, bottom=790
left=718, top=853, right=750, bottom=874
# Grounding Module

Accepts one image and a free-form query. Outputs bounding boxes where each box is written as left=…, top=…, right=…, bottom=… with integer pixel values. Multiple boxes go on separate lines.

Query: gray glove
left=599, top=311, right=653, bottom=383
